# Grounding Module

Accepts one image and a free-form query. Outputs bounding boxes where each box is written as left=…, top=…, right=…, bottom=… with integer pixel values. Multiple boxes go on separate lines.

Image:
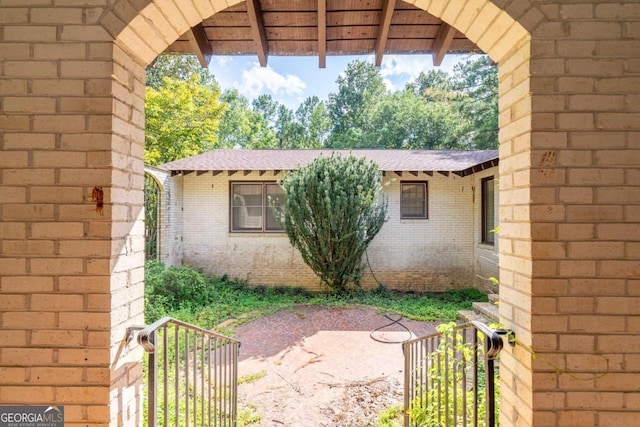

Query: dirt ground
left=233, top=305, right=438, bottom=426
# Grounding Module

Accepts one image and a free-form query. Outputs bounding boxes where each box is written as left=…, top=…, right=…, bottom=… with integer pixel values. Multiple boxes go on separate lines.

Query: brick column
left=0, top=4, right=145, bottom=426
left=497, top=2, right=640, bottom=426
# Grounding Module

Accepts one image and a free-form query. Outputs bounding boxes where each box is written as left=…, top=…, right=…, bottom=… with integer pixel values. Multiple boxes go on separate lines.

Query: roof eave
left=167, top=159, right=499, bottom=178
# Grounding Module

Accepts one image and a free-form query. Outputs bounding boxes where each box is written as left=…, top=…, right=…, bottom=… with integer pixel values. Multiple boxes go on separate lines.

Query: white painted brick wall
left=160, top=167, right=499, bottom=292
left=145, top=167, right=183, bottom=267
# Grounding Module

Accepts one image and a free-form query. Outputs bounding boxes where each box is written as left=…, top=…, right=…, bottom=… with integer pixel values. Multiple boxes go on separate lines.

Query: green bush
left=281, top=153, right=387, bottom=293
left=144, top=260, right=246, bottom=325
left=144, top=261, right=487, bottom=329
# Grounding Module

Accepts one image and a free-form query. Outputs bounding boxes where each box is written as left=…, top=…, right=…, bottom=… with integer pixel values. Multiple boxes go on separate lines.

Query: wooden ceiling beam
left=246, top=0, right=269, bottom=67
left=375, top=0, right=397, bottom=67
left=318, top=0, right=327, bottom=68
left=187, top=23, right=213, bottom=68
left=432, top=22, right=456, bottom=66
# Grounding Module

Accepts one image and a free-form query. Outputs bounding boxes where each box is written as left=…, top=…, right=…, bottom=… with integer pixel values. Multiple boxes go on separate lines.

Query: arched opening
left=103, top=1, right=533, bottom=425
left=144, top=173, right=161, bottom=260
left=5, top=1, right=637, bottom=426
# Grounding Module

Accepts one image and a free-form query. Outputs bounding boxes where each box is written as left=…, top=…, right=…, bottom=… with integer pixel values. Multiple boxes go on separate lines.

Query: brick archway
left=1, top=1, right=638, bottom=426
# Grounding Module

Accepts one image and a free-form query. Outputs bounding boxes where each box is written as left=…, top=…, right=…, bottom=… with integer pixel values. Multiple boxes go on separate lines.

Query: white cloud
left=379, top=54, right=478, bottom=83
left=233, top=63, right=306, bottom=99
left=380, top=56, right=433, bottom=81
left=212, top=56, right=233, bottom=67
left=382, top=77, right=397, bottom=92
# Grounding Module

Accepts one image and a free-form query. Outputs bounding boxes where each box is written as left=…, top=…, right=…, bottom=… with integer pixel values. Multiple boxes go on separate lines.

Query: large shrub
left=281, top=153, right=387, bottom=293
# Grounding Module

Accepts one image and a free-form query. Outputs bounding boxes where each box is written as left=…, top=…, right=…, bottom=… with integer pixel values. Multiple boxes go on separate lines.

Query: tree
left=326, top=60, right=386, bottom=148
left=145, top=75, right=226, bottom=165
left=452, top=56, right=499, bottom=149
left=217, top=89, right=277, bottom=148
left=251, top=94, right=306, bottom=148
left=252, top=94, right=279, bottom=125
left=406, top=69, right=454, bottom=102
left=295, top=96, right=332, bottom=148
left=274, top=104, right=305, bottom=148
left=281, top=153, right=387, bottom=293
left=146, top=54, right=217, bottom=89
left=364, top=89, right=471, bottom=150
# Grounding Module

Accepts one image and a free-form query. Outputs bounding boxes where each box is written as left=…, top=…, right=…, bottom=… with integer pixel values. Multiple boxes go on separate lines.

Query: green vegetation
left=144, top=54, right=498, bottom=162
left=145, top=261, right=487, bottom=331
left=145, top=74, right=226, bottom=165
left=377, top=403, right=404, bottom=427
left=238, top=371, right=268, bottom=385
left=407, top=322, right=499, bottom=426
left=237, top=403, right=262, bottom=426
left=281, top=153, right=387, bottom=293
left=144, top=262, right=489, bottom=426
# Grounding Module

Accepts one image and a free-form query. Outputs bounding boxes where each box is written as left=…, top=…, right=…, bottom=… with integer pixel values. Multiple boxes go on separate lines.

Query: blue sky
left=207, top=53, right=480, bottom=110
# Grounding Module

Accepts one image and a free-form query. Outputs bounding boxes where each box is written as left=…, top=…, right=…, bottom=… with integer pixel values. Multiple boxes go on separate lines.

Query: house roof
left=158, top=149, right=499, bottom=177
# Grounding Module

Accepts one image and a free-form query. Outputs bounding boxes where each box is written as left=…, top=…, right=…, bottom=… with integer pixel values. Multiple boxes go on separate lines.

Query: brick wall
left=173, top=168, right=498, bottom=292
left=145, top=167, right=184, bottom=266
left=501, top=2, right=640, bottom=425
left=1, top=0, right=637, bottom=426
left=0, top=2, right=147, bottom=425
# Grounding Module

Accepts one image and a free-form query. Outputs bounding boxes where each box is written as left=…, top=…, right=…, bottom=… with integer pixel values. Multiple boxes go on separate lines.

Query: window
left=401, top=182, right=428, bottom=219
left=481, top=176, right=495, bottom=245
left=231, top=182, right=285, bottom=232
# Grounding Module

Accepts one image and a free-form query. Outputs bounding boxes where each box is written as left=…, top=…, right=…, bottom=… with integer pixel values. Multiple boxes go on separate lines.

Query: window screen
left=231, top=182, right=285, bottom=232
left=401, top=182, right=428, bottom=219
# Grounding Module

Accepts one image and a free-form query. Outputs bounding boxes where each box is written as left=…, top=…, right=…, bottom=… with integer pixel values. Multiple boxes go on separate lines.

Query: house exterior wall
left=145, top=168, right=183, bottom=267
left=181, top=171, right=319, bottom=287
left=174, top=168, right=498, bottom=292
left=473, top=169, right=500, bottom=293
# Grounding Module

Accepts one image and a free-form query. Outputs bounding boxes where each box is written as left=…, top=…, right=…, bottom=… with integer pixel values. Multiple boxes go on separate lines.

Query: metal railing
left=403, top=321, right=512, bottom=427
left=135, top=317, right=241, bottom=427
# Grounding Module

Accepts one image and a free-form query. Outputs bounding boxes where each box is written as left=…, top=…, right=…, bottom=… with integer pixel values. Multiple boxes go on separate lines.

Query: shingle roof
left=158, top=149, right=498, bottom=177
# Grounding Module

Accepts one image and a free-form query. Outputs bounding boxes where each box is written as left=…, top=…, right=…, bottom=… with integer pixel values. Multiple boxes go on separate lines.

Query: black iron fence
left=135, top=317, right=241, bottom=427
left=403, top=321, right=512, bottom=427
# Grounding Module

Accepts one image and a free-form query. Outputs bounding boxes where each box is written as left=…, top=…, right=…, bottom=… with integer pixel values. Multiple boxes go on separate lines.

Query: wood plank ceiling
left=165, top=0, right=481, bottom=69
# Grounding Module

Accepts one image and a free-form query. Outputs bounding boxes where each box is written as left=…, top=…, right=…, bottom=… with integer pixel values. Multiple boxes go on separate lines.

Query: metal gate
left=135, top=317, right=241, bottom=427
left=403, top=321, right=511, bottom=427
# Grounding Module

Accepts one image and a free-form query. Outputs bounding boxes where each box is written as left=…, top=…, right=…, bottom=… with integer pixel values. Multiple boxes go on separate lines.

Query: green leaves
left=282, top=153, right=387, bottom=293
left=144, top=75, right=226, bottom=165
left=325, top=56, right=498, bottom=150
left=144, top=54, right=498, bottom=164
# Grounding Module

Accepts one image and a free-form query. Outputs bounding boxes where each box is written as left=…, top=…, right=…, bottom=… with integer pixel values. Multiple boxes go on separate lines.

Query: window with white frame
left=230, top=182, right=285, bottom=232
left=400, top=182, right=428, bottom=219
left=481, top=176, right=495, bottom=245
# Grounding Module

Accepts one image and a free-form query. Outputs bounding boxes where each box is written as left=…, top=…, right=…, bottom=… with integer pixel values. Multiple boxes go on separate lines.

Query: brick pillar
left=0, top=4, right=145, bottom=426
left=497, top=2, right=640, bottom=426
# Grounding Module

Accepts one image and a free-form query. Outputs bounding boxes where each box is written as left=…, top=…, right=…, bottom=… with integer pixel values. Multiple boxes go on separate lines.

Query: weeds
left=377, top=403, right=404, bottom=427
left=145, top=260, right=487, bottom=331
left=238, top=370, right=268, bottom=385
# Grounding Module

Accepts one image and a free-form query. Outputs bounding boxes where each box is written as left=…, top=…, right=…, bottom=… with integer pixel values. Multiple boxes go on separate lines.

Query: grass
left=143, top=261, right=488, bottom=426
left=377, top=403, right=404, bottom=427
left=145, top=260, right=488, bottom=331
left=237, top=403, right=262, bottom=426
left=238, top=370, right=268, bottom=385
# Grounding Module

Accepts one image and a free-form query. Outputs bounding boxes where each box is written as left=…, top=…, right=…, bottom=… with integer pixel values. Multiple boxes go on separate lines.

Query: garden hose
left=369, top=313, right=414, bottom=344
left=364, top=250, right=414, bottom=343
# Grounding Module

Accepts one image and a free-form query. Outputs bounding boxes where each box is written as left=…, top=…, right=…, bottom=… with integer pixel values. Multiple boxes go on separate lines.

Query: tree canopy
left=144, top=74, right=226, bottom=165
left=144, top=54, right=499, bottom=164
